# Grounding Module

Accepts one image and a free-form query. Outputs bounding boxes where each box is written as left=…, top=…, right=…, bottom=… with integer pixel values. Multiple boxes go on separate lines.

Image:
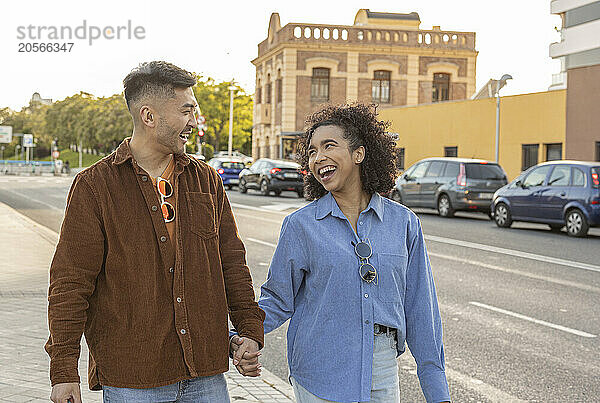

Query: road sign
left=23, top=134, right=34, bottom=147
left=52, top=150, right=60, bottom=159
left=0, top=126, right=12, bottom=143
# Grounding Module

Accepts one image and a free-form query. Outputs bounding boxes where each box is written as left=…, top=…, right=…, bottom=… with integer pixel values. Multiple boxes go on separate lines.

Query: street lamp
left=228, top=85, right=236, bottom=156
left=495, top=74, right=512, bottom=163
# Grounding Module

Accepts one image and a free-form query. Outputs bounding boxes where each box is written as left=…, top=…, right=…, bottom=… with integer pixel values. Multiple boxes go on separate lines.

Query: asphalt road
left=1, top=174, right=599, bottom=402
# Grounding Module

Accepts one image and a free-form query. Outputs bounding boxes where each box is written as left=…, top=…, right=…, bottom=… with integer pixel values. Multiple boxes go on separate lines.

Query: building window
left=545, top=143, right=562, bottom=161
left=444, top=146, right=457, bottom=157
left=595, top=142, right=600, bottom=162
left=266, top=82, right=272, bottom=104
left=276, top=79, right=282, bottom=103
left=432, top=73, right=450, bottom=102
left=256, top=87, right=261, bottom=104
left=395, top=147, right=405, bottom=170
left=372, top=70, right=391, bottom=103
left=311, top=68, right=330, bottom=102
left=522, top=144, right=539, bottom=171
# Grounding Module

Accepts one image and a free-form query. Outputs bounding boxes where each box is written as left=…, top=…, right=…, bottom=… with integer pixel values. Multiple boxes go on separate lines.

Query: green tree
left=192, top=76, right=253, bottom=156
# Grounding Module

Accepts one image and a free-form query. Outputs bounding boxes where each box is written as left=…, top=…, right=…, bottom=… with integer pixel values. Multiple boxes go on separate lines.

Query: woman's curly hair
left=297, top=103, right=398, bottom=200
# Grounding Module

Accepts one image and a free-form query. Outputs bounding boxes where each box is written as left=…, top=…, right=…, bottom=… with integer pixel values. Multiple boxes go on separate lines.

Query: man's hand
left=50, top=382, right=81, bottom=403
left=230, top=335, right=261, bottom=377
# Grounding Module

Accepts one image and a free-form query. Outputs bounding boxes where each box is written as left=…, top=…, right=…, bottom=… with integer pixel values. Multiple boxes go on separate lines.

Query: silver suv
left=390, top=158, right=508, bottom=218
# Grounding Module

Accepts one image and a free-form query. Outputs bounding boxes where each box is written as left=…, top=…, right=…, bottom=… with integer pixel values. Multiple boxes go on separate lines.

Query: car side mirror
left=515, top=180, right=525, bottom=188
left=404, top=174, right=413, bottom=181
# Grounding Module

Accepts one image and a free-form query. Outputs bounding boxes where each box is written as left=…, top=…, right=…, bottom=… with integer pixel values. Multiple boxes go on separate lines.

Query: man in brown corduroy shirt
left=46, top=61, right=265, bottom=403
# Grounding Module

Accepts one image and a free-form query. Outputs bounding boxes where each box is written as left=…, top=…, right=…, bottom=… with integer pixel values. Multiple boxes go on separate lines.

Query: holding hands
left=229, top=335, right=262, bottom=377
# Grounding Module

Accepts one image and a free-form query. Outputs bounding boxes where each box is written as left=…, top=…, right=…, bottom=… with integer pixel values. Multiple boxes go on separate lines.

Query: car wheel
left=238, top=178, right=247, bottom=193
left=274, top=189, right=282, bottom=197
left=437, top=194, right=455, bottom=217
left=494, top=203, right=512, bottom=228
left=549, top=224, right=563, bottom=232
left=260, top=179, right=270, bottom=196
left=226, top=184, right=233, bottom=190
left=487, top=211, right=494, bottom=220
left=296, top=189, right=304, bottom=198
left=565, top=209, right=589, bottom=237
left=391, top=189, right=402, bottom=204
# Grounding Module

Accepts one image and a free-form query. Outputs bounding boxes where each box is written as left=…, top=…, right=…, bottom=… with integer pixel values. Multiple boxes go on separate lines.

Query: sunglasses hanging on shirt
left=354, top=239, right=377, bottom=284
left=156, top=177, right=175, bottom=223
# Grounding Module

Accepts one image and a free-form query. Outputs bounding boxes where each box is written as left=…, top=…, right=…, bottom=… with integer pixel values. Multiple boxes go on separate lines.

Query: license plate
left=284, top=173, right=297, bottom=179
left=479, top=193, right=493, bottom=199
left=228, top=179, right=239, bottom=184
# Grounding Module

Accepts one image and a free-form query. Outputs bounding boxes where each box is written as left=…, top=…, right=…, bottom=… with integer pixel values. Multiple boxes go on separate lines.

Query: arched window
left=311, top=68, right=330, bottom=102
left=432, top=73, right=450, bottom=102
left=372, top=70, right=391, bottom=103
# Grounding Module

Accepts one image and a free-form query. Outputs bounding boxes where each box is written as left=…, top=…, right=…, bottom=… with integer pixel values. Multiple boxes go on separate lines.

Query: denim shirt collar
left=315, top=192, right=384, bottom=222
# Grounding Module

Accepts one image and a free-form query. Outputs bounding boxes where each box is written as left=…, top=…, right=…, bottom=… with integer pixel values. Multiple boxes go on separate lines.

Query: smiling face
left=307, top=125, right=365, bottom=195
left=152, top=87, right=198, bottom=155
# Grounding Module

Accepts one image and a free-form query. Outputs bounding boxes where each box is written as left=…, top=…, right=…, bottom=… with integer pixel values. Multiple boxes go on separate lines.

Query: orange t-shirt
left=150, top=156, right=177, bottom=248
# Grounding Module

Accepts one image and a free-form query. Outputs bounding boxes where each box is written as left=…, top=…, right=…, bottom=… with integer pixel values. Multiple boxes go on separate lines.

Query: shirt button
left=180, top=329, right=186, bottom=335
left=169, top=267, right=174, bottom=273
left=152, top=205, right=158, bottom=212
left=364, top=293, right=369, bottom=298
left=365, top=320, right=370, bottom=324
left=359, top=221, right=363, bottom=225
left=160, top=236, right=167, bottom=242
left=142, top=176, right=148, bottom=182
left=176, top=297, right=182, bottom=303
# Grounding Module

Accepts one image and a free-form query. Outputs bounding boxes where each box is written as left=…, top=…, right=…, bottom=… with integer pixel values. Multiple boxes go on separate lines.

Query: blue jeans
left=102, top=374, right=230, bottom=402
left=291, top=332, right=400, bottom=402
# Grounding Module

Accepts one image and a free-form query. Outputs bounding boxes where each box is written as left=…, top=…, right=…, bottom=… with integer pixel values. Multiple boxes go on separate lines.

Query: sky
left=1, top=0, right=562, bottom=111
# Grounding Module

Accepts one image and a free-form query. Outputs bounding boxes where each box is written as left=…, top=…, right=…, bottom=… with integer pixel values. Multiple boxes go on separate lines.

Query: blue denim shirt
left=259, top=192, right=450, bottom=403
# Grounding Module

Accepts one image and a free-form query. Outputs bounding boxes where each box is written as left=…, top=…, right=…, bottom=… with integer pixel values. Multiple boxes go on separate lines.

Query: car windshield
left=221, top=162, right=245, bottom=169
left=465, top=163, right=505, bottom=180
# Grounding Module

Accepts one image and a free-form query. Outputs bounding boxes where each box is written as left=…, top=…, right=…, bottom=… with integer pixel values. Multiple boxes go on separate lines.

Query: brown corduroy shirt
left=45, top=138, right=265, bottom=390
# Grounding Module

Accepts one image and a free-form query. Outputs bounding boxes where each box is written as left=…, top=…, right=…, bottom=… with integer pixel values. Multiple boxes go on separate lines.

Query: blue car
left=491, top=161, right=600, bottom=237
left=207, top=157, right=246, bottom=189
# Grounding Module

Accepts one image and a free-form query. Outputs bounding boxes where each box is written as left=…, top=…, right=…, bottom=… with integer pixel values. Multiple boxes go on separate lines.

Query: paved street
left=1, top=174, right=599, bottom=402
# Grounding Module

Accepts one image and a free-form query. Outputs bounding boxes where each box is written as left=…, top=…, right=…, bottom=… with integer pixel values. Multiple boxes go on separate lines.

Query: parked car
left=491, top=161, right=600, bottom=237
left=239, top=158, right=304, bottom=197
left=206, top=157, right=246, bottom=189
left=213, top=150, right=253, bottom=165
left=390, top=157, right=508, bottom=217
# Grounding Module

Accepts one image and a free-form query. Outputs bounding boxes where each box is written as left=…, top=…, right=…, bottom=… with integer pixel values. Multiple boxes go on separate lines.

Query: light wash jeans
left=291, top=331, right=400, bottom=403
left=102, top=374, right=230, bottom=402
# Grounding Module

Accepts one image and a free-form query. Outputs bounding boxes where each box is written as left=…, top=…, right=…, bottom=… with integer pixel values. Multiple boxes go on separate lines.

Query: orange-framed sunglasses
left=157, top=177, right=175, bottom=223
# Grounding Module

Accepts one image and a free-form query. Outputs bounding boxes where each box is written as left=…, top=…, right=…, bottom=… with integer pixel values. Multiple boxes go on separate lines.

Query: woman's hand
left=230, top=335, right=262, bottom=377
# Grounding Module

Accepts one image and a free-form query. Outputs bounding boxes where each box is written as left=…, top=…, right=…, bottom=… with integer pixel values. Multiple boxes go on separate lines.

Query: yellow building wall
left=379, top=90, right=566, bottom=181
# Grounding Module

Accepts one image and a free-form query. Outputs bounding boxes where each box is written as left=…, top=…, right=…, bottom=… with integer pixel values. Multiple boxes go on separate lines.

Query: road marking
left=261, top=201, right=309, bottom=211
left=230, top=202, right=288, bottom=216
left=246, top=237, right=277, bottom=248
left=426, top=234, right=600, bottom=274
left=234, top=212, right=282, bottom=225
left=6, top=189, right=64, bottom=212
left=428, top=252, right=600, bottom=294
left=469, top=301, right=597, bottom=338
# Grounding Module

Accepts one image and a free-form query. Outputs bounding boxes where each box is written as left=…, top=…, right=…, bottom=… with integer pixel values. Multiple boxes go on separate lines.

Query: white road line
left=426, top=234, right=600, bottom=274
left=428, top=252, right=600, bottom=294
left=246, top=237, right=277, bottom=248
left=230, top=202, right=288, bottom=216
left=234, top=212, right=282, bottom=225
left=7, top=189, right=64, bottom=212
left=469, top=301, right=597, bottom=338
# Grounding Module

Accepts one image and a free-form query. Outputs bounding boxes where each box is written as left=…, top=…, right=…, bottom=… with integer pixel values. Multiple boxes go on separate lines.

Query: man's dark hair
left=123, top=61, right=196, bottom=111
left=297, top=103, right=398, bottom=200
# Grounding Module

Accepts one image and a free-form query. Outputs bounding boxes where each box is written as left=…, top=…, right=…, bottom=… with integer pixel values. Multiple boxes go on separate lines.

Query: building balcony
left=257, top=23, right=476, bottom=58
left=255, top=104, right=271, bottom=125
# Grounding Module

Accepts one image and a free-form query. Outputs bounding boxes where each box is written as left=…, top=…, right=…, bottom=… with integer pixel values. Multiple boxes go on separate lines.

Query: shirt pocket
left=186, top=192, right=218, bottom=239
left=376, top=252, right=408, bottom=303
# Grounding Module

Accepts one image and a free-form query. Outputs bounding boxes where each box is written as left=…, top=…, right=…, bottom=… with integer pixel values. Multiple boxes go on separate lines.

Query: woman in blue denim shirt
left=233, top=104, right=450, bottom=403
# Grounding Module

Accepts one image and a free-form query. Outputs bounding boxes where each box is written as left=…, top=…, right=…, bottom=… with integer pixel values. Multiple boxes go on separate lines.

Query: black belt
left=374, top=323, right=396, bottom=335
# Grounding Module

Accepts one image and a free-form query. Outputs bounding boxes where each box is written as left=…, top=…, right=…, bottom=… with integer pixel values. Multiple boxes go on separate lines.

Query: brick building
left=251, top=9, right=478, bottom=160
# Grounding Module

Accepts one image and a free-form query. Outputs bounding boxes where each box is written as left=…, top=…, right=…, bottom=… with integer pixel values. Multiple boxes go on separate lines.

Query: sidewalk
left=0, top=201, right=294, bottom=402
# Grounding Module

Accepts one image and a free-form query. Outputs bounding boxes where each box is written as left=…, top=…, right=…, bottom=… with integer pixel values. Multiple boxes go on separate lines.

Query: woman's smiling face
left=308, top=125, right=364, bottom=194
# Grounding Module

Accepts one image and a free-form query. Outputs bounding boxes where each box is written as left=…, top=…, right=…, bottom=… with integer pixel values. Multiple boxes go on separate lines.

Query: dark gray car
left=390, top=158, right=508, bottom=217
